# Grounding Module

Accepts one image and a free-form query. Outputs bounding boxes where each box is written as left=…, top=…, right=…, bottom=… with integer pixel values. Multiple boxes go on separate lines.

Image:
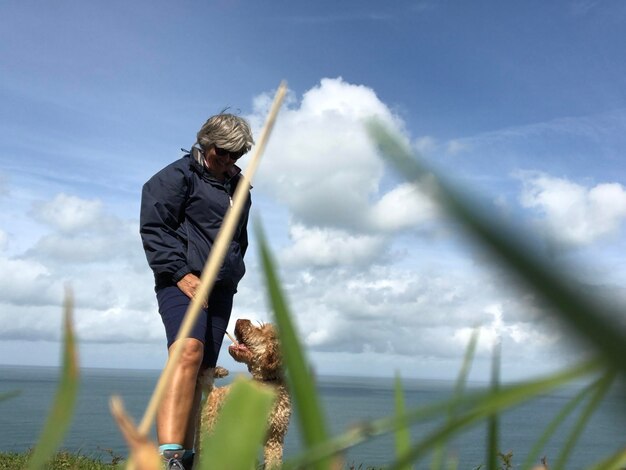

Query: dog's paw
left=214, top=365, right=229, bottom=378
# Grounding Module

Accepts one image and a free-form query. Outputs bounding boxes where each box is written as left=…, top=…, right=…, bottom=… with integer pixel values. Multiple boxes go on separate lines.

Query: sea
left=0, top=365, right=624, bottom=469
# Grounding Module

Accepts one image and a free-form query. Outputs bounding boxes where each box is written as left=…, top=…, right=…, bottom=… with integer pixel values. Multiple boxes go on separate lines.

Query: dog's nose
left=234, top=318, right=252, bottom=336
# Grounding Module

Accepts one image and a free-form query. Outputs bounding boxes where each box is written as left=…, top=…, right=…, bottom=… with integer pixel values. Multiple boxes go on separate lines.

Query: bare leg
left=157, top=338, right=204, bottom=446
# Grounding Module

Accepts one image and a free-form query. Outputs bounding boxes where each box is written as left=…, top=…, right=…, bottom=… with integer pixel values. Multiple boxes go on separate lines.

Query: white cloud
left=0, top=191, right=157, bottom=342
left=74, top=305, right=162, bottom=344
left=0, top=173, right=8, bottom=198
left=446, top=139, right=467, bottom=155
left=413, top=136, right=437, bottom=154
left=31, top=193, right=105, bottom=233
left=0, top=229, right=7, bottom=251
left=518, top=172, right=626, bottom=246
left=27, top=221, right=142, bottom=264
left=251, top=77, right=418, bottom=234
left=251, top=253, right=566, bottom=362
left=369, top=182, right=440, bottom=232
left=25, top=192, right=143, bottom=265
left=0, top=257, right=60, bottom=306
left=238, top=80, right=584, bottom=369
left=452, top=302, right=559, bottom=354
left=280, top=224, right=386, bottom=268
left=0, top=304, right=64, bottom=341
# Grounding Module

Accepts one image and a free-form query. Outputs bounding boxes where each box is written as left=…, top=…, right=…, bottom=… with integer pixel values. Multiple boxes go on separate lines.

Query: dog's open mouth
left=228, top=341, right=249, bottom=353
left=226, top=330, right=251, bottom=357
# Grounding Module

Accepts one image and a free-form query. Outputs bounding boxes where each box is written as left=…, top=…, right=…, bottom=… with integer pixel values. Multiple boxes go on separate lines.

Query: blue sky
left=1, top=0, right=625, bottom=381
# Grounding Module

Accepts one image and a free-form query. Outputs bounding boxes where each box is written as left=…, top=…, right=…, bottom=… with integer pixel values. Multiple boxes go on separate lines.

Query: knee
left=171, top=339, right=204, bottom=370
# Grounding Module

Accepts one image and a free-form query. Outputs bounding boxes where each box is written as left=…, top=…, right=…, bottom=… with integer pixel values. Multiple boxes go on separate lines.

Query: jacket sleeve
left=139, top=161, right=191, bottom=283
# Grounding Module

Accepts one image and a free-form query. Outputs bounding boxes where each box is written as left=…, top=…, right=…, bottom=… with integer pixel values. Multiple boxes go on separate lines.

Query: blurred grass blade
left=388, top=366, right=596, bottom=470
left=587, top=447, right=626, bottom=470
left=388, top=361, right=597, bottom=470
left=366, top=120, right=626, bottom=376
left=553, top=369, right=616, bottom=470
left=521, top=376, right=603, bottom=470
left=487, top=341, right=501, bottom=470
left=452, top=329, right=479, bottom=410
left=256, top=223, right=331, bottom=470
left=198, top=378, right=275, bottom=470
left=27, top=289, right=79, bottom=470
left=394, top=373, right=412, bottom=470
left=284, top=360, right=597, bottom=469
left=432, top=329, right=479, bottom=470
left=0, top=391, right=20, bottom=402
left=445, top=457, right=459, bottom=470
left=109, top=395, right=160, bottom=470
left=389, top=408, right=501, bottom=469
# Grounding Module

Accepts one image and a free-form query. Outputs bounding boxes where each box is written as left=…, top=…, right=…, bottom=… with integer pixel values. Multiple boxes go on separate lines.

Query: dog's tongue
left=229, top=342, right=249, bottom=353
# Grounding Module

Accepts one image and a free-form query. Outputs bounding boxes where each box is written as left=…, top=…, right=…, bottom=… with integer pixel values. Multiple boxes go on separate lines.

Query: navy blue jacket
left=140, top=154, right=251, bottom=290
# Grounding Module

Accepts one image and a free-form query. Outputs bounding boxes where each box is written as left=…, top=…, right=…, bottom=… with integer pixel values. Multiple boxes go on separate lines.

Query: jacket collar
left=188, top=152, right=242, bottom=184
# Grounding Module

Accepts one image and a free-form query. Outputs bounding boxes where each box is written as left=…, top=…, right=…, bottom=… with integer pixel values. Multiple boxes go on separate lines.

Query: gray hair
left=196, top=113, right=254, bottom=154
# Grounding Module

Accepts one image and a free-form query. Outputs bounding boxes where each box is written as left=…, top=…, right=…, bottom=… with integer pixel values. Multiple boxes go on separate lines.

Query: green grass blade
left=256, top=222, right=331, bottom=470
left=198, top=377, right=275, bottom=470
left=553, top=369, right=617, bottom=470
left=431, top=329, right=479, bottom=470
left=430, top=437, right=445, bottom=469
left=283, top=360, right=598, bottom=469
left=0, top=391, right=20, bottom=402
left=366, top=120, right=626, bottom=376
left=388, top=361, right=599, bottom=470
left=394, top=373, right=412, bottom=470
left=521, top=376, right=604, bottom=470
left=27, top=289, right=80, bottom=470
left=486, top=342, right=501, bottom=470
left=445, top=456, right=460, bottom=470
left=452, top=329, right=479, bottom=408
left=586, top=447, right=626, bottom=470
left=391, top=363, right=588, bottom=470
left=388, top=409, right=498, bottom=469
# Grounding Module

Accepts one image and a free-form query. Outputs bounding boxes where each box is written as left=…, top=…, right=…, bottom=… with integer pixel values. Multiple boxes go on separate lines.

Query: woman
left=140, top=113, right=254, bottom=469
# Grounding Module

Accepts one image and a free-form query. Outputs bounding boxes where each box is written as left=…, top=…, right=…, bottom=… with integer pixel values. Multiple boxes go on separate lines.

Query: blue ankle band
left=159, top=443, right=184, bottom=454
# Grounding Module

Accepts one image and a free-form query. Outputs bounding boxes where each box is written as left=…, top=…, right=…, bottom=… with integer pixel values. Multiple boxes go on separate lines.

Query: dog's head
left=228, top=319, right=282, bottom=381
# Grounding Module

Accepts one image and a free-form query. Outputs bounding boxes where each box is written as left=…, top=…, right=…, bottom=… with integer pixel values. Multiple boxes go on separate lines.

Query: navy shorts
left=156, top=284, right=234, bottom=369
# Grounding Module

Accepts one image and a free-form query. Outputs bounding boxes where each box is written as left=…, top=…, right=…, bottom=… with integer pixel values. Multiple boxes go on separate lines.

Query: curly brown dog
left=201, top=319, right=291, bottom=468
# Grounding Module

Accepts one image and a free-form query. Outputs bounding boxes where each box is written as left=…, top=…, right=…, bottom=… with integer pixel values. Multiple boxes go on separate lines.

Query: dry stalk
left=225, top=331, right=238, bottom=345
left=110, top=396, right=161, bottom=470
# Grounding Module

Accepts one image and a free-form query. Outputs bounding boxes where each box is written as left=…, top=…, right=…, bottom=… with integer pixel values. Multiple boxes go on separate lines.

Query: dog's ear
left=264, top=340, right=282, bottom=373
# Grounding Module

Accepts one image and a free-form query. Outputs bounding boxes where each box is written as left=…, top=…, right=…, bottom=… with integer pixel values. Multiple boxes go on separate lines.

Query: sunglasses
left=213, top=145, right=246, bottom=161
